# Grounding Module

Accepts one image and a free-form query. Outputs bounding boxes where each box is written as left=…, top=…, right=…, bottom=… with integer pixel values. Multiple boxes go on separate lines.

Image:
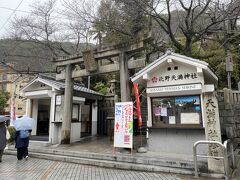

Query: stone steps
left=29, top=140, right=51, bottom=147
left=5, top=148, right=224, bottom=179
left=28, top=147, right=205, bottom=170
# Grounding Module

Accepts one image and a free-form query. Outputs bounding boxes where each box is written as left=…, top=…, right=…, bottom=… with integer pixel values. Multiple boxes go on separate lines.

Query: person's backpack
left=19, top=130, right=29, bottom=139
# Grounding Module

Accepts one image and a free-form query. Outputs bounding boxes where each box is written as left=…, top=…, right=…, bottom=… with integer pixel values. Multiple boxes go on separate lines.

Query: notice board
left=114, top=102, right=133, bottom=148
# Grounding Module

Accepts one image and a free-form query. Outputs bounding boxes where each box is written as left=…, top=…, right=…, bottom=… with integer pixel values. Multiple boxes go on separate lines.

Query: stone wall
left=217, top=88, right=240, bottom=146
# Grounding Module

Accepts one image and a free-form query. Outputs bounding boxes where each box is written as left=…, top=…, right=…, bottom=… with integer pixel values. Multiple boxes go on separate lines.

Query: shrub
left=7, top=126, right=16, bottom=144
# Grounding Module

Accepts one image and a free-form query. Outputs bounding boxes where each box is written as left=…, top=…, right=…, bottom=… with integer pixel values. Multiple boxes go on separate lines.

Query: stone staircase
left=4, top=146, right=225, bottom=179
left=29, top=140, right=51, bottom=147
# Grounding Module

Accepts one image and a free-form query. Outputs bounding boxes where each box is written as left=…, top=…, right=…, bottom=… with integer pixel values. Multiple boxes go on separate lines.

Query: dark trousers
left=17, top=147, right=28, bottom=160
left=0, top=149, right=3, bottom=162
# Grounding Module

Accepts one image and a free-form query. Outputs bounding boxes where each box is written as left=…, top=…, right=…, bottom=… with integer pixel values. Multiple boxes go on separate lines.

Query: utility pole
left=226, top=52, right=233, bottom=89
left=223, top=3, right=233, bottom=89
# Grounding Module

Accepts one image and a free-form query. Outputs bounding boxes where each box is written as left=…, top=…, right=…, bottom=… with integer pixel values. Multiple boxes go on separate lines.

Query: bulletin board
left=180, top=113, right=200, bottom=124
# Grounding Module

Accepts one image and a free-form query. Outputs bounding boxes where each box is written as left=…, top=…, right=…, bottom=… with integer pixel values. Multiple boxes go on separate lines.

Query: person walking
left=0, top=121, right=7, bottom=162
left=15, top=129, right=31, bottom=160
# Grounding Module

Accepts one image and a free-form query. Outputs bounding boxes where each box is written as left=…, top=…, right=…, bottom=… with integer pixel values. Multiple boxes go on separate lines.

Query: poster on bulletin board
left=169, top=116, right=176, bottom=124
left=181, top=113, right=200, bottom=124
left=114, top=102, right=133, bottom=148
left=160, top=107, right=167, bottom=116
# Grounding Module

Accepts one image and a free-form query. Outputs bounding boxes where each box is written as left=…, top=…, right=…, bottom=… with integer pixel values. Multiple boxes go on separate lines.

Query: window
left=152, top=95, right=202, bottom=127
left=72, top=104, right=80, bottom=122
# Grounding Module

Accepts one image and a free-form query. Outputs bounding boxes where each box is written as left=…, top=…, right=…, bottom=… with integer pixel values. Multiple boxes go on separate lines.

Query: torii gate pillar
left=119, top=52, right=130, bottom=102
left=61, top=64, right=73, bottom=144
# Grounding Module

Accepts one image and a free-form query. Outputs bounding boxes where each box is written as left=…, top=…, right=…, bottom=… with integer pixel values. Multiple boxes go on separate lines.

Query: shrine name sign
left=147, top=84, right=202, bottom=94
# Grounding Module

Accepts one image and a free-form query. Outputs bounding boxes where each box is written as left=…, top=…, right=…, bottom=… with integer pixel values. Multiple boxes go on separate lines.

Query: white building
left=131, top=50, right=221, bottom=158
left=21, top=75, right=102, bottom=144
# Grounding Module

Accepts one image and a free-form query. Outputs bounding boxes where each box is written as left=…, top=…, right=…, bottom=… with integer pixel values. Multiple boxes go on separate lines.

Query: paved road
left=0, top=155, right=215, bottom=180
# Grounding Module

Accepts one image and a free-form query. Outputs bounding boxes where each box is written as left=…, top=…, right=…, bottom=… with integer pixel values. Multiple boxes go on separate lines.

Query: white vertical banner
left=114, top=102, right=133, bottom=148
left=10, top=95, right=16, bottom=126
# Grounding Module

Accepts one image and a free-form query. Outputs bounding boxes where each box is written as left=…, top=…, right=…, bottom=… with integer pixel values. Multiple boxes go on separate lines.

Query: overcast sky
left=0, top=0, right=34, bottom=38
left=0, top=0, right=64, bottom=38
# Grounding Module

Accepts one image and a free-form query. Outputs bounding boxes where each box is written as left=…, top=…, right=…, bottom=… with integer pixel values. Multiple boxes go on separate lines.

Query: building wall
left=92, top=101, right=98, bottom=136
left=217, top=89, right=240, bottom=146
left=31, top=99, right=39, bottom=135
left=148, top=129, right=206, bottom=155
left=25, top=81, right=52, bottom=92
left=147, top=61, right=204, bottom=88
left=0, top=64, right=31, bottom=116
left=70, top=123, right=81, bottom=143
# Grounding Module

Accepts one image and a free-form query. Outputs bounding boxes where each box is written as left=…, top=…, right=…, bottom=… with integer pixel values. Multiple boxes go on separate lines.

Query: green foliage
left=193, top=41, right=240, bottom=89
left=94, top=0, right=149, bottom=45
left=0, top=91, right=9, bottom=114
left=173, top=38, right=240, bottom=89
left=7, top=126, right=16, bottom=144
left=94, top=81, right=108, bottom=95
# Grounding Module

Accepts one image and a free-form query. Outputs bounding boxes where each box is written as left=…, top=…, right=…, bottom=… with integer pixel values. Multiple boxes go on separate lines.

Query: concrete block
left=221, top=127, right=226, bottom=135
left=234, top=116, right=240, bottom=123
left=234, top=110, right=240, bottom=116
left=218, top=104, right=225, bottom=110
left=220, top=110, right=231, bottom=117
left=219, top=110, right=222, bottom=116
left=224, top=117, right=235, bottom=124
left=236, top=124, right=240, bottom=130
left=235, top=124, right=240, bottom=134
left=226, top=110, right=235, bottom=116
left=234, top=104, right=240, bottom=109
left=225, top=103, right=232, bottom=110
left=236, top=130, right=240, bottom=137
left=226, top=127, right=234, bottom=138
left=219, top=117, right=224, bottom=124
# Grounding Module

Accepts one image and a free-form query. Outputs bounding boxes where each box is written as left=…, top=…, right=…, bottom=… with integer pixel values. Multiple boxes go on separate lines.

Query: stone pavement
left=44, top=136, right=194, bottom=161
left=0, top=155, right=215, bottom=180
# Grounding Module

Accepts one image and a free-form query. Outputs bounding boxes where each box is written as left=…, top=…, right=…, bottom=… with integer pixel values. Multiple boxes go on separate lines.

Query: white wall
left=147, top=96, right=152, bottom=127
left=148, top=129, right=206, bottom=156
left=147, top=61, right=204, bottom=88
left=31, top=99, right=38, bottom=135
left=25, top=99, right=32, bottom=117
left=49, top=91, right=56, bottom=144
left=70, top=122, right=81, bottom=143
left=25, top=81, right=51, bottom=92
left=91, top=101, right=98, bottom=136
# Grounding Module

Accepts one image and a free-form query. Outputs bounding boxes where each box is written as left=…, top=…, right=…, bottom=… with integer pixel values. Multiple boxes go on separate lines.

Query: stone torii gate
left=54, top=37, right=151, bottom=144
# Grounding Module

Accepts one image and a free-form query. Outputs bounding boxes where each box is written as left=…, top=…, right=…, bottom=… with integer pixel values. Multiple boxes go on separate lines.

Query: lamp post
left=225, top=52, right=233, bottom=89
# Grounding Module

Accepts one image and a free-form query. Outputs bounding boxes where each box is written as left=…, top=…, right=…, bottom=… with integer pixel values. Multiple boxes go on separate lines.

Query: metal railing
left=193, top=140, right=236, bottom=180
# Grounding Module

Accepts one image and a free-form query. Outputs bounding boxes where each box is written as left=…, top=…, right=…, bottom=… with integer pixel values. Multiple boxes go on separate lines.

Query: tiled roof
left=32, top=75, right=103, bottom=96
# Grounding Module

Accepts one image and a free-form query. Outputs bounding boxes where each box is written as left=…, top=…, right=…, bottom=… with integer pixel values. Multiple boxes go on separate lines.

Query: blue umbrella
left=14, top=116, right=34, bottom=131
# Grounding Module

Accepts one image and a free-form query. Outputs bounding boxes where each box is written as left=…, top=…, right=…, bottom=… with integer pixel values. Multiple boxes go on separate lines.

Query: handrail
left=193, top=140, right=235, bottom=180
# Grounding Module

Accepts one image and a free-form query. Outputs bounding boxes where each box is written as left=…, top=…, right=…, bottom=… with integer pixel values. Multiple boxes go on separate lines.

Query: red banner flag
left=133, top=83, right=142, bottom=127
